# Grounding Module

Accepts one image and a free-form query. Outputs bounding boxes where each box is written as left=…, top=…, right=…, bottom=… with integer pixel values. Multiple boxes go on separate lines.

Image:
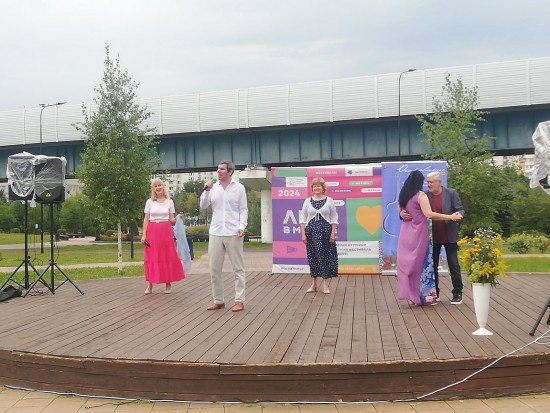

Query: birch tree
left=76, top=44, right=158, bottom=271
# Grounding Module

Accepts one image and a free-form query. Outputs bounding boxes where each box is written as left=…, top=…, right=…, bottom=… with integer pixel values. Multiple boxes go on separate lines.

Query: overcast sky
left=1, top=0, right=549, bottom=111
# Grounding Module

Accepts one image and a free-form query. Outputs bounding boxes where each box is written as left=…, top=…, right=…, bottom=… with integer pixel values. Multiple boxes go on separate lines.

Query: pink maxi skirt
left=144, top=221, right=185, bottom=284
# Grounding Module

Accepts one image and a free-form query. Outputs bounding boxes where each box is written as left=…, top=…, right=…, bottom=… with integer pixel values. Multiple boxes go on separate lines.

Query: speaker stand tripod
left=0, top=201, right=45, bottom=293
left=23, top=203, right=84, bottom=297
left=529, top=296, right=550, bottom=336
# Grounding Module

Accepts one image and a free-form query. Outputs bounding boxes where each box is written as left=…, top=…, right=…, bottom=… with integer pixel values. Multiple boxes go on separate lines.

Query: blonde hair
left=150, top=178, right=170, bottom=200
left=310, top=177, right=326, bottom=193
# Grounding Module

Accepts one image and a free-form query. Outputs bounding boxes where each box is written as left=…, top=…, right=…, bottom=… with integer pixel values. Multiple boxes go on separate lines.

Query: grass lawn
left=0, top=233, right=26, bottom=244
left=0, top=243, right=146, bottom=267
left=0, top=233, right=547, bottom=282
left=0, top=241, right=271, bottom=267
left=0, top=241, right=272, bottom=282
left=0, top=265, right=146, bottom=285
left=504, top=257, right=550, bottom=273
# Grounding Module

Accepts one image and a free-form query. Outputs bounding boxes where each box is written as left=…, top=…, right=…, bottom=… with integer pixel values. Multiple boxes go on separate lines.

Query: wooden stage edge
left=0, top=271, right=548, bottom=402
left=0, top=347, right=549, bottom=402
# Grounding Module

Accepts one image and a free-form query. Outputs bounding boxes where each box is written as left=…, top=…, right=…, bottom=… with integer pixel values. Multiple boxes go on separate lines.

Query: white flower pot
left=472, top=282, right=493, bottom=336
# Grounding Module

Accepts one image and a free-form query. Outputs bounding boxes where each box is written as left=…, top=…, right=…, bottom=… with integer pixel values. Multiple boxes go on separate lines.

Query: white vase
left=472, top=282, right=493, bottom=336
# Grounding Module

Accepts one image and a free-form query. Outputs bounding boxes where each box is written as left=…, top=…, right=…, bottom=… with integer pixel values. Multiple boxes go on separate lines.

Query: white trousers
left=208, top=235, right=246, bottom=304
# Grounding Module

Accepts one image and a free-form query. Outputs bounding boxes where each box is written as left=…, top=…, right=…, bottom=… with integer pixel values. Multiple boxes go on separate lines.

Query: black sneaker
left=451, top=294, right=462, bottom=305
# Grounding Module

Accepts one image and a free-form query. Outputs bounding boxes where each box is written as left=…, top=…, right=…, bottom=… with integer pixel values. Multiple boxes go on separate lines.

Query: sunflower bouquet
left=458, top=228, right=507, bottom=286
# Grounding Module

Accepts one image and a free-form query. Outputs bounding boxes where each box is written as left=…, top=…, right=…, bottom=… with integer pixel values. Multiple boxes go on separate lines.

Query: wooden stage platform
left=0, top=269, right=548, bottom=402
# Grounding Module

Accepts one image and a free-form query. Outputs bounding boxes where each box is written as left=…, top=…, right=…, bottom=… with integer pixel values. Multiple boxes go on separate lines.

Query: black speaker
left=8, top=186, right=34, bottom=201
left=7, top=153, right=35, bottom=201
left=540, top=176, right=550, bottom=189
left=35, top=157, right=65, bottom=203
left=35, top=186, right=65, bottom=203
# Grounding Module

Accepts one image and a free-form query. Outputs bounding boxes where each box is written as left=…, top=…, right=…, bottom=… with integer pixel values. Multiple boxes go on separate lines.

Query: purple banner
left=380, top=161, right=447, bottom=274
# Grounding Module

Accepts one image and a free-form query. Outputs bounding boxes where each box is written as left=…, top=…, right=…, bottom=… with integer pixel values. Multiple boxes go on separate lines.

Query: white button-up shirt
left=200, top=180, right=248, bottom=236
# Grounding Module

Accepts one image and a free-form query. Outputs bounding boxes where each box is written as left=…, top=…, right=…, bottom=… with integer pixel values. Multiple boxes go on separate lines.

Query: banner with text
left=380, top=161, right=448, bottom=275
left=271, top=165, right=382, bottom=274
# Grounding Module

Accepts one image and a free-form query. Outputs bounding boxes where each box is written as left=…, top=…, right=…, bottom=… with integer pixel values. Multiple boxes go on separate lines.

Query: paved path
left=0, top=250, right=273, bottom=274
left=0, top=387, right=548, bottom=412
left=0, top=236, right=101, bottom=250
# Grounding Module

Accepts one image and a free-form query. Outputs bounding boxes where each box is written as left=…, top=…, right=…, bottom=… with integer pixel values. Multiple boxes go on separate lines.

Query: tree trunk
left=130, top=220, right=135, bottom=259
left=117, top=221, right=123, bottom=273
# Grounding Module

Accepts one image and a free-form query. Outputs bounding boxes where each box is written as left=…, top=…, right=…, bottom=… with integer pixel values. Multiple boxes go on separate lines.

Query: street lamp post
left=39, top=102, right=66, bottom=252
left=397, top=69, right=416, bottom=160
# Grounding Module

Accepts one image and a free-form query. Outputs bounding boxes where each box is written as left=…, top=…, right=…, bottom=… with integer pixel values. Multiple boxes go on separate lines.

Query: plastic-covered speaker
left=7, top=153, right=35, bottom=201
left=34, top=156, right=66, bottom=203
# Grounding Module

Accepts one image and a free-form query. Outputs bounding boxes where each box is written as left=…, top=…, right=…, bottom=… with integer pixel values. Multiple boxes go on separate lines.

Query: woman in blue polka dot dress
left=300, top=177, right=339, bottom=294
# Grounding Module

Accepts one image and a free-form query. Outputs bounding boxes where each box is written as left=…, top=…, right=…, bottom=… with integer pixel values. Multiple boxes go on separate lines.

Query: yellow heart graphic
left=356, top=205, right=382, bottom=234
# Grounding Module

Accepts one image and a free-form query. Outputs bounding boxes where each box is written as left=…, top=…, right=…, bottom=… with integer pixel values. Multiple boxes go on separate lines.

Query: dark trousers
left=433, top=242, right=463, bottom=296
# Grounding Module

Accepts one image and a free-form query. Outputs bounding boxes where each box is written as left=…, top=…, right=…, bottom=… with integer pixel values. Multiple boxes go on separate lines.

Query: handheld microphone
left=203, top=177, right=217, bottom=191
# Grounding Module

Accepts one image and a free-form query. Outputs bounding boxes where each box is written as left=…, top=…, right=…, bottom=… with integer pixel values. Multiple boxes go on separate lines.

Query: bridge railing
left=1, top=56, right=550, bottom=148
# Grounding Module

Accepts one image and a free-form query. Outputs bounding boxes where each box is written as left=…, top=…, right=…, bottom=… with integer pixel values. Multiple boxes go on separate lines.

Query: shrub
left=9, top=228, right=20, bottom=234
left=95, top=233, right=116, bottom=242
left=95, top=232, right=139, bottom=242
left=506, top=233, right=532, bottom=254
left=122, top=233, right=141, bottom=242
left=185, top=225, right=209, bottom=241
left=530, top=235, right=550, bottom=253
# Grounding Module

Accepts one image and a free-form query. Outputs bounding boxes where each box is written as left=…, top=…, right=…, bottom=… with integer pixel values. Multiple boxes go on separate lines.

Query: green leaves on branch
left=417, top=75, right=492, bottom=167
left=416, top=74, right=525, bottom=236
left=75, top=44, right=159, bottom=231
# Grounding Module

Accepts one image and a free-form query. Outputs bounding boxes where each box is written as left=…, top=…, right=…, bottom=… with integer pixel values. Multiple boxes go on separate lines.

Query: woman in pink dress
left=141, top=178, right=185, bottom=294
left=397, top=171, right=462, bottom=305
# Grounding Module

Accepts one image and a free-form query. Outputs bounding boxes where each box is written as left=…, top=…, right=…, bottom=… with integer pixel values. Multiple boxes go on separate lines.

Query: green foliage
left=506, top=233, right=532, bottom=254
left=417, top=74, right=522, bottom=236
left=510, top=186, right=550, bottom=235
left=59, top=193, right=96, bottom=235
left=247, top=188, right=261, bottom=236
left=507, top=233, right=550, bottom=254
left=185, top=225, right=209, bottom=241
left=494, top=168, right=530, bottom=237
left=174, top=179, right=208, bottom=222
left=418, top=75, right=492, bottom=167
left=0, top=203, right=16, bottom=232
left=173, top=190, right=199, bottom=217
left=8, top=201, right=25, bottom=231
left=184, top=179, right=206, bottom=196
left=75, top=44, right=159, bottom=232
left=4, top=201, right=59, bottom=233
left=530, top=235, right=550, bottom=253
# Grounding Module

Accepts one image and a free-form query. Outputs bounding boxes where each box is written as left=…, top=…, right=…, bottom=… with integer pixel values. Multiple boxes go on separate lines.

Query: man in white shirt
left=200, top=160, right=248, bottom=312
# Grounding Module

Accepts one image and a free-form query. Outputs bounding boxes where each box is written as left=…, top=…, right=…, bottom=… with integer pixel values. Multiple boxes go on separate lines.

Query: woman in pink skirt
left=141, top=178, right=185, bottom=294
